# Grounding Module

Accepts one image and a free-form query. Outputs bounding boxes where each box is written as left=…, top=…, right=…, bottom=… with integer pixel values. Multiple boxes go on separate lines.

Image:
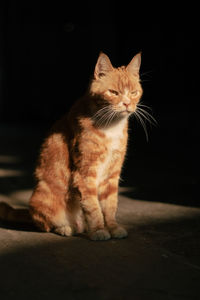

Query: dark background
left=0, top=1, right=199, bottom=206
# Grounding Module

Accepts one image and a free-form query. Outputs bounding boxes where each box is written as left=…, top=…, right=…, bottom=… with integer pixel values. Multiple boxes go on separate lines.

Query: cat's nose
left=123, top=102, right=129, bottom=108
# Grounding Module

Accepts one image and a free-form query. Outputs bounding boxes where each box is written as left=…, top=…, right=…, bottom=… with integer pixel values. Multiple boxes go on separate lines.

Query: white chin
left=121, top=110, right=131, bottom=116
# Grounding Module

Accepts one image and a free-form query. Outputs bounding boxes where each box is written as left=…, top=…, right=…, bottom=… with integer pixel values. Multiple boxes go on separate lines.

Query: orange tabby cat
left=0, top=52, right=143, bottom=240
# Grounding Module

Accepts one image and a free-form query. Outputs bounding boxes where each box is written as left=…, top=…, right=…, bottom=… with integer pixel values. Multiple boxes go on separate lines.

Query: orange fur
left=29, top=52, right=143, bottom=240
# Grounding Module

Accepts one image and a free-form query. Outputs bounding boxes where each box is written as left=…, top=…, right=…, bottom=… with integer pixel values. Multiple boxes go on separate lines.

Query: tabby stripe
left=83, top=205, right=101, bottom=216
left=99, top=185, right=118, bottom=201
left=99, top=171, right=120, bottom=188
left=86, top=188, right=97, bottom=196
left=82, top=176, right=97, bottom=187
left=82, top=188, right=97, bottom=197
left=109, top=171, right=120, bottom=179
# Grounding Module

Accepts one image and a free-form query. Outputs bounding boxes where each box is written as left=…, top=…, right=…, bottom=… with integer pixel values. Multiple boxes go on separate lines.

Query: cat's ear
left=126, top=52, right=141, bottom=75
left=94, top=52, right=113, bottom=79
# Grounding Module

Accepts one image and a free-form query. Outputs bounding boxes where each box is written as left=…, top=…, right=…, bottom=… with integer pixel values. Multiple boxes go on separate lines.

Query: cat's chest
left=104, top=125, right=124, bottom=151
left=97, top=120, right=127, bottom=182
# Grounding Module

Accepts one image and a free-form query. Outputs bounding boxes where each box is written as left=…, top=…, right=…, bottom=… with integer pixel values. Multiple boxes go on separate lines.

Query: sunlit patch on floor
left=0, top=169, right=26, bottom=177
left=117, top=194, right=200, bottom=229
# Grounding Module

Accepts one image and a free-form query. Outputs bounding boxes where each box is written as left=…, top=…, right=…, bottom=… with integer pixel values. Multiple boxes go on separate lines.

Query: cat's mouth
left=120, top=108, right=132, bottom=115
left=109, top=106, right=133, bottom=118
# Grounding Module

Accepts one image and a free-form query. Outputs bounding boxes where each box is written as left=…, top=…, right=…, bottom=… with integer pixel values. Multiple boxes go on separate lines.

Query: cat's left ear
left=126, top=52, right=141, bottom=75
left=94, top=52, right=113, bottom=79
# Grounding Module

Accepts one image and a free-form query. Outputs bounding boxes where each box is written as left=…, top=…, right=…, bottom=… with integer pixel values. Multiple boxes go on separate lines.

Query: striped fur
left=29, top=52, right=143, bottom=240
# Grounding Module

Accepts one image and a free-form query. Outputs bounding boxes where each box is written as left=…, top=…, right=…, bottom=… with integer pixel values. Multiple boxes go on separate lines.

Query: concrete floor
left=0, top=123, right=200, bottom=300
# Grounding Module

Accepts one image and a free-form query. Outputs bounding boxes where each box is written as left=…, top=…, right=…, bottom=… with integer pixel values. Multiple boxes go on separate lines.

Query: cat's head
left=90, top=52, right=143, bottom=118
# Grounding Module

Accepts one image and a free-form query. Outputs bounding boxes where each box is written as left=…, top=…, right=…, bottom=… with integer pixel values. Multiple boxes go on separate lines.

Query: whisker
left=136, top=107, right=157, bottom=126
left=105, top=110, right=116, bottom=128
left=92, top=106, right=111, bottom=119
left=137, top=103, right=153, bottom=111
left=133, top=111, right=149, bottom=141
left=136, top=110, right=153, bottom=127
left=92, top=105, right=111, bottom=125
left=108, top=110, right=118, bottom=125
left=140, top=79, right=152, bottom=83
left=100, top=111, right=111, bottom=128
left=95, top=109, right=113, bottom=127
left=96, top=111, right=110, bottom=127
left=140, top=70, right=153, bottom=78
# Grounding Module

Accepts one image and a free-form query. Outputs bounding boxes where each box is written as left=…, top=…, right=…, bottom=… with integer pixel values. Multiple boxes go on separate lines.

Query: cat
left=0, top=52, right=143, bottom=240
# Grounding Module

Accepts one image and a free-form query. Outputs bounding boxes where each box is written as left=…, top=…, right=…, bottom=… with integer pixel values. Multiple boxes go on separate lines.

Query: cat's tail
left=0, top=202, right=32, bottom=224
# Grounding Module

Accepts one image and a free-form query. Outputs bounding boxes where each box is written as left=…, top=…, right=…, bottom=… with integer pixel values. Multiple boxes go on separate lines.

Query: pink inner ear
left=127, top=53, right=141, bottom=75
left=94, top=53, right=113, bottom=78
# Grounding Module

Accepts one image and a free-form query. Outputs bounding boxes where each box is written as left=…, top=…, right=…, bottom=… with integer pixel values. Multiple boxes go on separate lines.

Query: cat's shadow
left=0, top=218, right=90, bottom=241
left=0, top=219, right=37, bottom=232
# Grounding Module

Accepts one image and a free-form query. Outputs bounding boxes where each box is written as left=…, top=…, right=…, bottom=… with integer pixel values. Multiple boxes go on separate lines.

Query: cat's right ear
left=94, top=52, right=113, bottom=79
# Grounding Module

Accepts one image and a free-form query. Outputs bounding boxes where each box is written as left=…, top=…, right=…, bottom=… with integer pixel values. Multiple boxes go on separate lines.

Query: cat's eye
left=131, top=90, right=139, bottom=96
left=108, top=89, right=119, bottom=95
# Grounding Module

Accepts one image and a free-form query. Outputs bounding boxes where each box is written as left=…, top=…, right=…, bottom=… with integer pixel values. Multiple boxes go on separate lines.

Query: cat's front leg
left=75, top=172, right=111, bottom=241
left=99, top=176, right=128, bottom=239
left=82, top=190, right=111, bottom=241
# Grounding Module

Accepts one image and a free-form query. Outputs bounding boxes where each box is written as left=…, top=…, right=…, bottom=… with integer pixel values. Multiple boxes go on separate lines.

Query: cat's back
left=35, top=114, right=71, bottom=181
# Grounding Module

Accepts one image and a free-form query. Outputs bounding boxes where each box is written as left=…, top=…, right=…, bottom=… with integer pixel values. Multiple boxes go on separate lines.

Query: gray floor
left=0, top=123, right=200, bottom=300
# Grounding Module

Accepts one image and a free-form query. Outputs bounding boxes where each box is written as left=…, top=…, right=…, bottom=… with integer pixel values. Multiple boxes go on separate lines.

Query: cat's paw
left=54, top=225, right=73, bottom=237
left=89, top=229, right=111, bottom=241
left=110, top=226, right=128, bottom=239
